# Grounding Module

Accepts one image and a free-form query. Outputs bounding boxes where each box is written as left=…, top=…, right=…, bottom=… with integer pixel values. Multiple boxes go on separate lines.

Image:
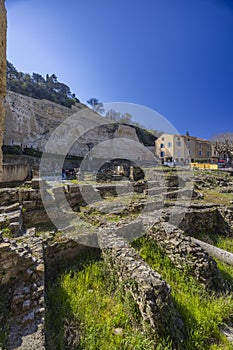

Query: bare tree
left=212, top=132, right=233, bottom=165
left=105, top=109, right=121, bottom=121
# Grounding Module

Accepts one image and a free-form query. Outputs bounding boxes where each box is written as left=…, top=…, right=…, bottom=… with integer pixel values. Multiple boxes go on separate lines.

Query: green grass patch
left=191, top=233, right=233, bottom=255
left=34, top=222, right=58, bottom=237
left=46, top=258, right=173, bottom=350
left=132, top=238, right=233, bottom=350
left=215, top=259, right=233, bottom=288
left=201, top=188, right=233, bottom=206
left=216, top=237, right=233, bottom=254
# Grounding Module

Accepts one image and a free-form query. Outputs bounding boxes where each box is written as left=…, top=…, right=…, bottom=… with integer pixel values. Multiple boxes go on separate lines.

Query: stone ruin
left=0, top=168, right=232, bottom=348
left=0, top=3, right=233, bottom=346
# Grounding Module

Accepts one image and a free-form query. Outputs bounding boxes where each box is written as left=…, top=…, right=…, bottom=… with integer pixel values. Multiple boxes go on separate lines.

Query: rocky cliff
left=0, top=0, right=6, bottom=180
left=4, top=91, right=154, bottom=161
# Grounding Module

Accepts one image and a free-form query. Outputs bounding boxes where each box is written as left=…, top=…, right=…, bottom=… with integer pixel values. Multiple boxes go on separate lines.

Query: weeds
left=46, top=259, right=173, bottom=350
left=133, top=238, right=233, bottom=350
left=200, top=188, right=233, bottom=206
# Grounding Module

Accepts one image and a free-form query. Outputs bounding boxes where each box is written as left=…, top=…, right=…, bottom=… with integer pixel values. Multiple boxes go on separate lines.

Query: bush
left=2, top=145, right=23, bottom=155
left=23, top=147, right=42, bottom=157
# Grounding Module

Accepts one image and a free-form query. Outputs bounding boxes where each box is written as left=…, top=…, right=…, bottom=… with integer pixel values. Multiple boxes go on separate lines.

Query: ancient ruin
left=0, top=2, right=233, bottom=348
left=0, top=166, right=232, bottom=349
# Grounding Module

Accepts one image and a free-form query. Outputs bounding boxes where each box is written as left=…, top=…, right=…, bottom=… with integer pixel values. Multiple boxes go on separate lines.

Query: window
left=167, top=142, right=172, bottom=147
left=176, top=141, right=181, bottom=147
left=160, top=143, right=164, bottom=148
left=198, top=150, right=202, bottom=157
left=160, top=151, right=164, bottom=157
left=177, top=150, right=181, bottom=157
left=206, top=151, right=210, bottom=157
left=198, top=143, right=202, bottom=149
left=161, top=137, right=164, bottom=141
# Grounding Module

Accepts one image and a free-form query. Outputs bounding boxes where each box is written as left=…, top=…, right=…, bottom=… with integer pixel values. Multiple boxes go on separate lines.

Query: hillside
left=3, top=91, right=157, bottom=161
left=7, top=61, right=79, bottom=108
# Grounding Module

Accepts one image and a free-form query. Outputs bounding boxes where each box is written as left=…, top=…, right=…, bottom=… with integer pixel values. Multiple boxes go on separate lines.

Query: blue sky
left=5, top=0, right=233, bottom=139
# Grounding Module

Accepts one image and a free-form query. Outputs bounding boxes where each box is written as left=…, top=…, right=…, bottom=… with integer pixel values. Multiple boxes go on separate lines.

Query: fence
left=190, top=163, right=218, bottom=170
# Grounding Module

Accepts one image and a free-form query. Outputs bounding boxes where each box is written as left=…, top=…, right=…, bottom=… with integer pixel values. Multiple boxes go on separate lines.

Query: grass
left=200, top=188, right=233, bottom=206
left=132, top=238, right=233, bottom=350
left=216, top=236, right=233, bottom=254
left=34, top=222, right=58, bottom=237
left=216, top=259, right=233, bottom=287
left=46, top=256, right=173, bottom=350
left=1, top=226, right=13, bottom=239
left=191, top=232, right=233, bottom=255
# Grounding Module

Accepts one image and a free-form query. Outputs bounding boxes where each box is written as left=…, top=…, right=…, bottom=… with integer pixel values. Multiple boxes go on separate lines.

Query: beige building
left=155, top=133, right=212, bottom=164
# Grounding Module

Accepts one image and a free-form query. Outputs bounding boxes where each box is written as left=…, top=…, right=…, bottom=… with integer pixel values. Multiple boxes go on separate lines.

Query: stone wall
left=218, top=206, right=233, bottom=235
left=0, top=0, right=6, bottom=181
left=162, top=203, right=232, bottom=237
left=0, top=230, right=45, bottom=349
left=147, top=222, right=225, bottom=290
left=179, top=204, right=233, bottom=236
left=98, top=229, right=185, bottom=340
left=19, top=181, right=148, bottom=228
left=2, top=163, right=30, bottom=183
left=44, top=238, right=100, bottom=278
left=0, top=177, right=232, bottom=346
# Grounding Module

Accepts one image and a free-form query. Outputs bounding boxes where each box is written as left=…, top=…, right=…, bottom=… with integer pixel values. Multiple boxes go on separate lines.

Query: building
left=155, top=133, right=212, bottom=164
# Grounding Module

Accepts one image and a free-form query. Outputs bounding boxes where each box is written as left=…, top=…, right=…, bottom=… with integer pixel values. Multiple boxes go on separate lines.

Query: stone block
left=22, top=300, right=31, bottom=310
left=23, top=311, right=35, bottom=324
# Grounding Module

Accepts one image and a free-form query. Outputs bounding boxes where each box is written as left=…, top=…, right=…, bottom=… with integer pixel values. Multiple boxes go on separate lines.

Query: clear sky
left=5, top=0, right=233, bottom=139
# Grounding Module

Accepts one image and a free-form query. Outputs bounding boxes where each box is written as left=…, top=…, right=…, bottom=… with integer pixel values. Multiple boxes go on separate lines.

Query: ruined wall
left=0, top=232, right=45, bottom=350
left=147, top=222, right=225, bottom=291
left=98, top=230, right=185, bottom=340
left=2, top=163, right=30, bottom=183
left=0, top=0, right=6, bottom=181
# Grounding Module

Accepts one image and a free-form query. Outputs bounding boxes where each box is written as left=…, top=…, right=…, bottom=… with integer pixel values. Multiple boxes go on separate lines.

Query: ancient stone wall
left=218, top=206, right=233, bottom=235
left=44, top=239, right=100, bottom=278
left=0, top=176, right=232, bottom=346
left=2, top=163, right=30, bottom=183
left=147, top=222, right=225, bottom=290
left=98, top=230, right=184, bottom=340
left=0, top=231, right=45, bottom=350
left=0, top=0, right=6, bottom=181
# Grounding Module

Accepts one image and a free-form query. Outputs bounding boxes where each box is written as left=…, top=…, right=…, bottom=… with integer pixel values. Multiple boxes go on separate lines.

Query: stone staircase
left=0, top=188, right=22, bottom=236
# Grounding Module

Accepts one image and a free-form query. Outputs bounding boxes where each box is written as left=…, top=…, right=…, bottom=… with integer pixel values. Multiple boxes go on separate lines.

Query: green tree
left=87, top=97, right=105, bottom=115
left=6, top=61, right=80, bottom=108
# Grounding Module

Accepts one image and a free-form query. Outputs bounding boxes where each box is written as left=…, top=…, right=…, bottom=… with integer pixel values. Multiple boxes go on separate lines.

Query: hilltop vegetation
left=6, top=61, right=79, bottom=108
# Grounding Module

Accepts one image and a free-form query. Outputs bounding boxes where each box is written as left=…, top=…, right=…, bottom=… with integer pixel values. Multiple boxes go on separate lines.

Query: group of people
left=62, top=167, right=75, bottom=180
